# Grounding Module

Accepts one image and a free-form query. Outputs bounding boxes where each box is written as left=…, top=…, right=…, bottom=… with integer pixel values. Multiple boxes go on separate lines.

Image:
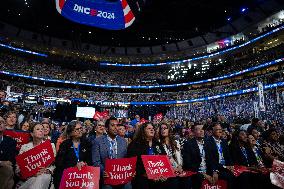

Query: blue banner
left=56, top=0, right=135, bottom=30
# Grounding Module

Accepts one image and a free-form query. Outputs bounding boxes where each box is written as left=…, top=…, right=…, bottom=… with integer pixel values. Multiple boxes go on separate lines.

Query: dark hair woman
left=127, top=122, right=166, bottom=189
left=53, top=121, right=92, bottom=189
left=158, top=122, right=189, bottom=189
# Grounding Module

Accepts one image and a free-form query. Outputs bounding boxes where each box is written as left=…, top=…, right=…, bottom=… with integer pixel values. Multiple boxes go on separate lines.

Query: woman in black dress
left=127, top=122, right=166, bottom=189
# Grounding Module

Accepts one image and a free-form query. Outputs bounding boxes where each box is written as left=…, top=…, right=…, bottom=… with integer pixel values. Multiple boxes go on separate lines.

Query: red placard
left=270, top=160, right=284, bottom=189
left=59, top=166, right=100, bottom=189
left=16, top=140, right=55, bottom=179
left=233, top=165, right=251, bottom=177
left=141, top=155, right=176, bottom=180
left=201, top=180, right=227, bottom=189
left=104, top=157, right=137, bottom=185
left=178, top=171, right=197, bottom=177
left=4, top=130, right=30, bottom=150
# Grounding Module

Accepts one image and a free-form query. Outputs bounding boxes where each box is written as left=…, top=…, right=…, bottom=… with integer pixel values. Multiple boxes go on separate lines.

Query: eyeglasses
left=98, top=124, right=105, bottom=127
left=74, top=127, right=83, bottom=132
left=145, top=128, right=154, bottom=131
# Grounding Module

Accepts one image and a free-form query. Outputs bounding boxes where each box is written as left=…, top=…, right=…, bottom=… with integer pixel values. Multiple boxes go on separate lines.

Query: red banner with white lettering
left=270, top=160, right=284, bottom=189
left=141, top=155, right=175, bottom=180
left=154, top=113, right=163, bottom=121
left=104, top=157, right=137, bottom=185
left=93, top=111, right=109, bottom=121
left=59, top=166, right=100, bottom=189
left=201, top=180, right=227, bottom=189
left=15, top=140, right=55, bottom=179
left=3, top=130, right=30, bottom=150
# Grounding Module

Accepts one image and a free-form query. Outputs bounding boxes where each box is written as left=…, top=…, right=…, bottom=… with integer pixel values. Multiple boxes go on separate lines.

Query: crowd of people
left=1, top=63, right=283, bottom=103
left=0, top=41, right=282, bottom=85
left=0, top=10, right=283, bottom=189
left=0, top=98, right=283, bottom=189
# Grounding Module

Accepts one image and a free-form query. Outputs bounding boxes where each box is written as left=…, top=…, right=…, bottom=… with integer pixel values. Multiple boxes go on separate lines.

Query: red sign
left=59, top=166, right=100, bottom=189
left=201, top=180, right=227, bottom=189
left=141, top=155, right=175, bottom=180
left=233, top=166, right=251, bottom=177
left=16, top=140, right=55, bottom=179
left=4, top=130, right=30, bottom=150
left=101, top=110, right=109, bottom=118
left=104, top=157, right=137, bottom=185
left=93, top=111, right=103, bottom=121
left=270, top=160, right=284, bottom=189
left=93, top=110, right=109, bottom=121
left=154, top=113, right=163, bottom=121
left=178, top=171, right=197, bottom=177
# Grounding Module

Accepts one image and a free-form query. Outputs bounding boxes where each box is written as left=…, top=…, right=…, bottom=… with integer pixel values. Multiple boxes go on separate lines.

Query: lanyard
left=241, top=147, right=248, bottom=165
left=148, top=147, right=154, bottom=155
left=109, top=140, right=117, bottom=159
left=73, top=143, right=80, bottom=162
left=216, top=142, right=225, bottom=165
left=254, top=147, right=263, bottom=166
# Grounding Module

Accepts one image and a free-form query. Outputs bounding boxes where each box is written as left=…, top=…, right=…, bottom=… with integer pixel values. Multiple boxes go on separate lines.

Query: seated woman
left=262, top=128, right=284, bottom=166
left=16, top=122, right=56, bottom=189
left=159, top=122, right=189, bottom=189
left=248, top=134, right=282, bottom=189
left=127, top=122, right=166, bottom=189
left=19, top=120, right=30, bottom=132
left=53, top=120, right=92, bottom=189
left=87, top=120, right=105, bottom=143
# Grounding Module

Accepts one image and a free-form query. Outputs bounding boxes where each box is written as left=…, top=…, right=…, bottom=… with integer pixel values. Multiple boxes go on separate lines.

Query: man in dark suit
left=92, top=117, right=129, bottom=189
left=183, top=124, right=219, bottom=189
left=0, top=116, right=17, bottom=189
left=207, top=122, right=235, bottom=189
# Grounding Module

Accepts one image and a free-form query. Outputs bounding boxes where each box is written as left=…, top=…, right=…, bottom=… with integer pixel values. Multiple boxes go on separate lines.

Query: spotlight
left=241, top=7, right=248, bottom=13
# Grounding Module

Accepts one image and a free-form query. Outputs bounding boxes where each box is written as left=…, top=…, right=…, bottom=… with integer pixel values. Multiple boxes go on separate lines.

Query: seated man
left=92, top=117, right=129, bottom=189
left=0, top=116, right=17, bottom=189
left=183, top=124, right=218, bottom=189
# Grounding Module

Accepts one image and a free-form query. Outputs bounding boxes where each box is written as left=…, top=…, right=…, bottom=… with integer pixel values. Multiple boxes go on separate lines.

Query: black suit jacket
left=0, top=135, right=17, bottom=165
left=229, top=142, right=258, bottom=167
left=53, top=138, right=92, bottom=188
left=127, top=140, right=166, bottom=177
left=183, top=138, right=216, bottom=175
left=206, top=136, right=233, bottom=170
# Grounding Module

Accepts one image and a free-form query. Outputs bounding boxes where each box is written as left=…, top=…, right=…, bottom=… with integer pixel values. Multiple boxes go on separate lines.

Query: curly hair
left=132, top=122, right=156, bottom=144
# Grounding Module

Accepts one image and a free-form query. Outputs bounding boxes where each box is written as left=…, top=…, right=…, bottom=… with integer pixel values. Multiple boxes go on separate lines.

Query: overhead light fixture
left=241, top=7, right=248, bottom=13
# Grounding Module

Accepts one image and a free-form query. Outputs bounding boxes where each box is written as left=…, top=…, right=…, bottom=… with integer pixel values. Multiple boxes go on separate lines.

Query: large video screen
left=55, top=0, right=139, bottom=30
left=76, top=107, right=96, bottom=118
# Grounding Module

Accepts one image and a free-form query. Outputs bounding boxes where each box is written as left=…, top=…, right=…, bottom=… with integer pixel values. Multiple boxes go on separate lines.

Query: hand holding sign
left=59, top=166, right=100, bottom=189
left=16, top=140, right=55, bottom=179
left=141, top=155, right=175, bottom=180
left=4, top=130, right=30, bottom=150
left=104, top=157, right=137, bottom=185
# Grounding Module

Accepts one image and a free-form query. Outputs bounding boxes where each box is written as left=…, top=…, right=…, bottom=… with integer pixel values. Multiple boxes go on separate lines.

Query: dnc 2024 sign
left=55, top=0, right=135, bottom=30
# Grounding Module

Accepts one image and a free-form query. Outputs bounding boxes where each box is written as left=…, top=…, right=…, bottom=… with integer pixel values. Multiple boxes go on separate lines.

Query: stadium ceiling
left=0, top=0, right=281, bottom=47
